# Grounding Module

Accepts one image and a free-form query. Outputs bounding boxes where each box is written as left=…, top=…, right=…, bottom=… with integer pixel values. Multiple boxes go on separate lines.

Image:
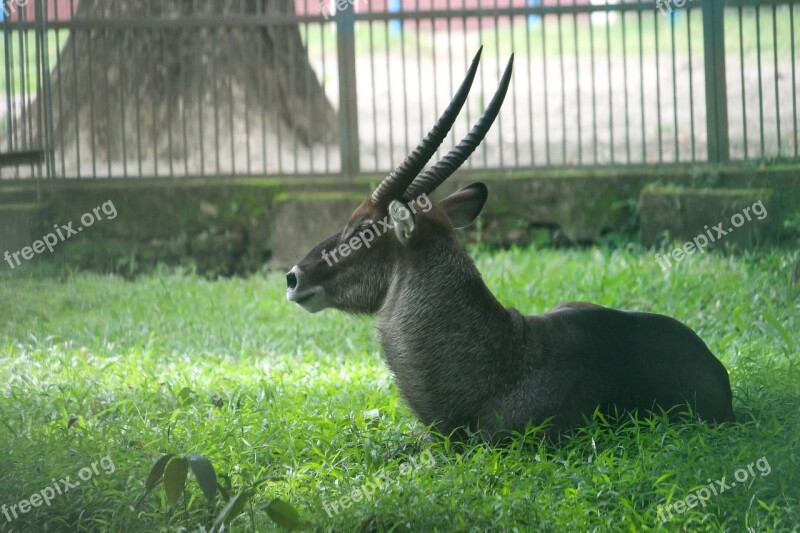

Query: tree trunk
left=44, top=0, right=337, bottom=162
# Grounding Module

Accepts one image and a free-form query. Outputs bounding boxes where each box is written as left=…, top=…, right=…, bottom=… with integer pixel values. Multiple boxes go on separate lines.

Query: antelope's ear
left=389, top=200, right=415, bottom=246
left=439, top=182, right=488, bottom=228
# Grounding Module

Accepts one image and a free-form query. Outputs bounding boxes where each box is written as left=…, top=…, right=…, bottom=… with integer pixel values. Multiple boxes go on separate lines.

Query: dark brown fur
left=287, top=184, right=735, bottom=442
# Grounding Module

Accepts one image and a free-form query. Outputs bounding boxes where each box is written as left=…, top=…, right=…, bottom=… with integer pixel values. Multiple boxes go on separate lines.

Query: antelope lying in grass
left=286, top=49, right=734, bottom=441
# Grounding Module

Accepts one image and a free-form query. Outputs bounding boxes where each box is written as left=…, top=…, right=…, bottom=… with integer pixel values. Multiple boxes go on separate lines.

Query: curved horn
left=371, top=47, right=484, bottom=206
left=405, top=55, right=514, bottom=200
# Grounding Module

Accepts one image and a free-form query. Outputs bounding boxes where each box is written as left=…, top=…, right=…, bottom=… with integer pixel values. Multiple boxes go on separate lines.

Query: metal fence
left=1, top=0, right=798, bottom=180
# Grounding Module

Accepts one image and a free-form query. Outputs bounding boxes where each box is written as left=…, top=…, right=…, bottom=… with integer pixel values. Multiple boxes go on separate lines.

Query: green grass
left=0, top=30, right=68, bottom=95
left=0, top=246, right=798, bottom=531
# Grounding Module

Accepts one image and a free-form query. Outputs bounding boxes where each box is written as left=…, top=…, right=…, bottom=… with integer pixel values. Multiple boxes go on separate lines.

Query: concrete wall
left=1, top=169, right=798, bottom=276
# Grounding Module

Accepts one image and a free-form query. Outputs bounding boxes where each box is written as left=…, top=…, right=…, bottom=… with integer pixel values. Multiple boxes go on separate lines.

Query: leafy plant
left=141, top=453, right=308, bottom=531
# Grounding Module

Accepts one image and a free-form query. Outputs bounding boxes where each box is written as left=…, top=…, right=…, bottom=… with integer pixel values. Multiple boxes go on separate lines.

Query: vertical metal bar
left=303, top=17, right=312, bottom=174
left=88, top=19, right=97, bottom=177
left=446, top=0, right=456, bottom=158
left=738, top=5, right=748, bottom=160
left=37, top=0, right=55, bottom=182
left=102, top=15, right=113, bottom=177
left=243, top=13, right=251, bottom=175
left=444, top=0, right=455, bottom=159
left=525, top=6, right=534, bottom=166
left=270, top=3, right=281, bottom=174
left=7, top=5, right=18, bottom=152
left=165, top=28, right=174, bottom=178
left=478, top=5, right=487, bottom=167
left=542, top=10, right=551, bottom=166
left=654, top=12, right=662, bottom=162
left=791, top=3, right=798, bottom=158
left=134, top=27, right=143, bottom=177
left=399, top=4, right=409, bottom=161
left=10, top=8, right=18, bottom=152
left=384, top=13, right=393, bottom=170
left=301, top=4, right=310, bottom=174
left=558, top=5, right=566, bottom=164
left=702, top=0, right=729, bottom=164
left=494, top=0, right=503, bottom=168
left=33, top=0, right=42, bottom=180
left=68, top=0, right=82, bottom=176
left=211, top=27, right=221, bottom=175
left=430, top=7, right=440, bottom=165
left=116, top=2, right=128, bottom=178
left=510, top=10, right=518, bottom=167
left=323, top=19, right=331, bottom=172
left=589, top=6, right=597, bottom=163
left=181, top=27, right=190, bottom=176
left=32, top=0, right=42, bottom=161
left=149, top=21, right=158, bottom=177
left=461, top=0, right=472, bottom=166
left=289, top=13, right=298, bottom=175
left=415, top=0, right=423, bottom=147
left=17, top=4, right=28, bottom=151
left=607, top=7, right=615, bottom=163
left=572, top=0, right=581, bottom=165
left=447, top=0, right=456, bottom=156
left=670, top=8, right=678, bottom=162
left=638, top=9, right=646, bottom=162
left=772, top=5, right=781, bottom=155
left=196, top=2, right=206, bottom=179
left=229, top=27, right=237, bottom=176
left=259, top=7, right=267, bottom=174
left=368, top=12, right=377, bottom=171
left=336, top=0, right=360, bottom=177
left=621, top=7, right=631, bottom=163
left=30, top=2, right=41, bottom=182
left=687, top=8, right=696, bottom=162
left=2, top=0, right=12, bottom=153
left=756, top=5, right=764, bottom=157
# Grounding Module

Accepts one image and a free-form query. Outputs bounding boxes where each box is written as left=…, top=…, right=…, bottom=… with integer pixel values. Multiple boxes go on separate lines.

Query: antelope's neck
left=375, top=250, right=522, bottom=428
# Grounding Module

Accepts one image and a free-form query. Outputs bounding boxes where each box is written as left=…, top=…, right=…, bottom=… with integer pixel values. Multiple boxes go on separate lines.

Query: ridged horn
left=405, top=55, right=514, bottom=200
left=371, top=47, right=484, bottom=206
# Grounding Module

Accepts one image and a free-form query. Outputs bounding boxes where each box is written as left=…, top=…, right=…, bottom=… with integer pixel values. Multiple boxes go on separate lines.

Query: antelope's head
left=286, top=49, right=513, bottom=314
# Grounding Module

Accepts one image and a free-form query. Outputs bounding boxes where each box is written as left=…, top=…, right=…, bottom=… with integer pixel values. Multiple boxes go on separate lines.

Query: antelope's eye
left=344, top=220, right=373, bottom=241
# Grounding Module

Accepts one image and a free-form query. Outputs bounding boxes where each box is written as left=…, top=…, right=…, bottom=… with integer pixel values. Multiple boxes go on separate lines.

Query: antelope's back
left=521, top=303, right=734, bottom=423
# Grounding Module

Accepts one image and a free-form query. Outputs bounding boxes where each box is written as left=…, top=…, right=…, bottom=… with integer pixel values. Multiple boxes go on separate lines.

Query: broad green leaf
left=163, top=456, right=189, bottom=506
left=266, top=499, right=307, bottom=531
left=212, top=491, right=250, bottom=531
left=216, top=481, right=230, bottom=502
left=187, top=454, right=217, bottom=505
left=177, top=386, right=196, bottom=406
left=145, top=454, right=174, bottom=492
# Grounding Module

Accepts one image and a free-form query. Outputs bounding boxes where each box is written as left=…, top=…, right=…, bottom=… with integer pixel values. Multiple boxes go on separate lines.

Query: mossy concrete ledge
left=1, top=171, right=797, bottom=276
left=0, top=203, right=47, bottom=255
left=639, top=186, right=778, bottom=248
left=271, top=192, right=366, bottom=268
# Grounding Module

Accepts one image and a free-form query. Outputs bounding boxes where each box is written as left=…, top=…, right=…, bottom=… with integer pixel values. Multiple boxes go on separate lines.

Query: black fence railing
left=0, top=0, right=798, bottom=180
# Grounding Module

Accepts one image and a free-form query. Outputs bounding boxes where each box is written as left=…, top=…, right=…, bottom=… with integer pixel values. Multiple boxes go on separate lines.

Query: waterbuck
left=286, top=49, right=734, bottom=441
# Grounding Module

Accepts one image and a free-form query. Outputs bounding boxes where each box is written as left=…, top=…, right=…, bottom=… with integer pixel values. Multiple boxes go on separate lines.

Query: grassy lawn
left=0, top=246, right=798, bottom=531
